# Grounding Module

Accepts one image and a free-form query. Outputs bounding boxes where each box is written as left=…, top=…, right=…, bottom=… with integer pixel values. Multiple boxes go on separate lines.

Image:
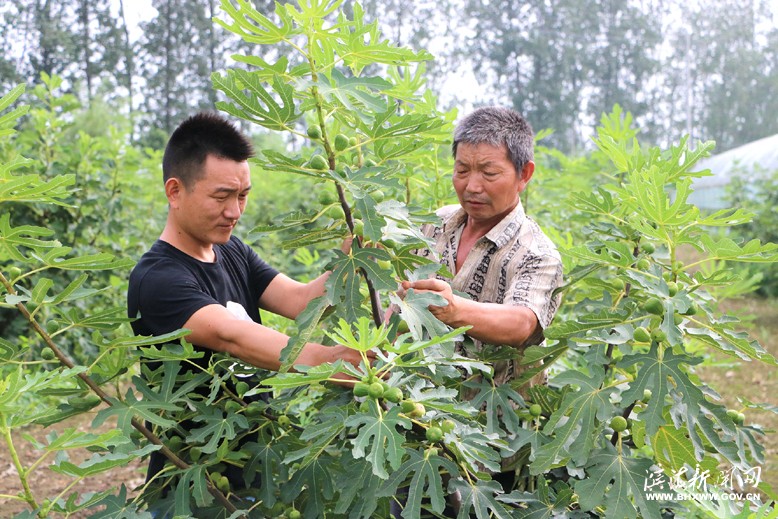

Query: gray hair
left=452, top=106, right=534, bottom=173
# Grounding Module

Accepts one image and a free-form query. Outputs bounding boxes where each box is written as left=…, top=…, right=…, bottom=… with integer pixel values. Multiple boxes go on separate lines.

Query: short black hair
left=452, top=106, right=534, bottom=174
left=162, top=112, right=254, bottom=188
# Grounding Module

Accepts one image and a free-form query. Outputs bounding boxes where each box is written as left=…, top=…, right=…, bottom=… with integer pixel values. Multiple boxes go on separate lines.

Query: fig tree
left=400, top=400, right=416, bottom=413
left=610, top=416, right=629, bottom=433
left=353, top=382, right=370, bottom=397
left=309, top=155, right=329, bottom=171
left=367, top=382, right=384, bottom=399
left=384, top=387, right=403, bottom=403
left=306, top=125, right=322, bottom=139
left=69, top=394, right=101, bottom=410
left=633, top=327, right=651, bottom=343
left=650, top=328, right=667, bottom=343
left=235, top=381, right=249, bottom=397
left=45, top=320, right=58, bottom=334
left=642, top=297, right=664, bottom=316
left=334, top=133, right=349, bottom=151
left=410, top=403, right=426, bottom=418
left=426, top=426, right=444, bottom=442
left=318, top=189, right=337, bottom=205
left=245, top=402, right=263, bottom=418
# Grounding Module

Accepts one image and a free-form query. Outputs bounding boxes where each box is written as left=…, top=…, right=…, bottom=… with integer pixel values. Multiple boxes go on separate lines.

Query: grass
left=697, top=296, right=778, bottom=494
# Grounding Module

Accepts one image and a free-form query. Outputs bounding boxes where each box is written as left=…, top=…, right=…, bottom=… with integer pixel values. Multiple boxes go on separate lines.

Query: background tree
left=7, top=1, right=78, bottom=86
left=74, top=1, right=128, bottom=103
left=462, top=0, right=660, bottom=152
left=351, top=0, right=458, bottom=98
left=685, top=0, right=778, bottom=151
left=137, top=0, right=258, bottom=140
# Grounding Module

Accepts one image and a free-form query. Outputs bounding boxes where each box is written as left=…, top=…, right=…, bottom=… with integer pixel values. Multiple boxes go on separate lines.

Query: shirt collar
left=442, top=202, right=526, bottom=248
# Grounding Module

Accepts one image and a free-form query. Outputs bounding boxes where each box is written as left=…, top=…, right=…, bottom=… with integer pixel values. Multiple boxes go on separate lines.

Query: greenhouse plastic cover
left=694, top=133, right=778, bottom=188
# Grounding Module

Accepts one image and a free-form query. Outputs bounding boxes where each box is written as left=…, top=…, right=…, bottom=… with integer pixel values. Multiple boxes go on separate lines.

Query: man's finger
left=408, top=278, right=446, bottom=292
left=340, top=235, right=354, bottom=253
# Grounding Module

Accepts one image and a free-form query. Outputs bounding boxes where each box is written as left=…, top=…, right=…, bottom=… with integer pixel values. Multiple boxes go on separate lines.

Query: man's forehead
left=455, top=142, right=510, bottom=162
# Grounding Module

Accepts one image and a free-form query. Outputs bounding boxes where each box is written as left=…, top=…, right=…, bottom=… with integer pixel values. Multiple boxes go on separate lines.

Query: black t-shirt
left=127, top=236, right=279, bottom=369
left=128, top=237, right=279, bottom=491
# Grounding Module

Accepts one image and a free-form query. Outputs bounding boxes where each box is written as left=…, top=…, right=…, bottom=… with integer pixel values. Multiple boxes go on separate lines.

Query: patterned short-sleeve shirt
left=420, top=202, right=563, bottom=397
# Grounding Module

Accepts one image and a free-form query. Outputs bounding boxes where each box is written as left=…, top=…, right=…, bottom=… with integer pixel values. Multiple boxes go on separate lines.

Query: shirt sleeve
left=238, top=239, right=280, bottom=303
left=504, top=251, right=563, bottom=330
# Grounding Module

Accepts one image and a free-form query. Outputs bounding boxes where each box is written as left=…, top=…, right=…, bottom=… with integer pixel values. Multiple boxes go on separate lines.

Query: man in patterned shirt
left=406, top=105, right=562, bottom=369
left=402, top=106, right=563, bottom=487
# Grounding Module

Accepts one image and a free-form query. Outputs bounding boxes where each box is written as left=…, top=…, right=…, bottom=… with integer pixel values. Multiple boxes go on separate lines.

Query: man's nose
left=224, top=198, right=242, bottom=219
left=466, top=175, right=484, bottom=193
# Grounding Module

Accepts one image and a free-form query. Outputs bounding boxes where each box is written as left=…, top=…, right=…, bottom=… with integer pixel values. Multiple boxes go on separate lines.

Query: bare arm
left=182, top=303, right=365, bottom=372
left=402, top=279, right=541, bottom=348
left=258, top=237, right=351, bottom=319
left=258, top=272, right=330, bottom=320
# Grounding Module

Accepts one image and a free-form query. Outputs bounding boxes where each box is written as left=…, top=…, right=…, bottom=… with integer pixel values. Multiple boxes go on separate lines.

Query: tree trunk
left=36, top=0, right=53, bottom=79
left=207, top=0, right=217, bottom=107
left=118, top=0, right=135, bottom=140
left=79, top=0, right=93, bottom=101
left=164, top=0, right=173, bottom=133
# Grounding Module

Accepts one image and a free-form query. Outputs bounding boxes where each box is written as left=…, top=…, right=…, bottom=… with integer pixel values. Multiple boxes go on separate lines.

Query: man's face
left=169, top=154, right=251, bottom=248
left=453, top=142, right=533, bottom=227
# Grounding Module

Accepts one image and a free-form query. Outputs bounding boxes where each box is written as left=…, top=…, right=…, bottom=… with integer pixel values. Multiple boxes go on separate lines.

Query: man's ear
left=518, top=161, right=535, bottom=192
left=164, top=177, right=184, bottom=207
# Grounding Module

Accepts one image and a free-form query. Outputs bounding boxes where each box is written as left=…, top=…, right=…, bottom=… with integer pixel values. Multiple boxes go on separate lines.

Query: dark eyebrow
left=212, top=185, right=252, bottom=195
left=455, top=159, right=498, bottom=168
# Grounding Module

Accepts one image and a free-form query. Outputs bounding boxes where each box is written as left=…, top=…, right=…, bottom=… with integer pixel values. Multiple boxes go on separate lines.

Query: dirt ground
left=0, top=412, right=146, bottom=518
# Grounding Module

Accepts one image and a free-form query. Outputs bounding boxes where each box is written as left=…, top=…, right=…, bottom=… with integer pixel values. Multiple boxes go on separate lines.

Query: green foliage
left=725, top=165, right=778, bottom=297
left=2, top=3, right=777, bottom=518
left=0, top=83, right=168, bottom=517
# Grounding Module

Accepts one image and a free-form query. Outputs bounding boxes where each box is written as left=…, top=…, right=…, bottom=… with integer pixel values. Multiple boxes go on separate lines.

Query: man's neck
left=159, top=224, right=216, bottom=263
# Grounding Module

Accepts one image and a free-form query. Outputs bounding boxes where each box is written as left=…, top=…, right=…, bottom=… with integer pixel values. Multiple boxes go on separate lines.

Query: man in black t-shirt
left=127, top=112, right=365, bottom=499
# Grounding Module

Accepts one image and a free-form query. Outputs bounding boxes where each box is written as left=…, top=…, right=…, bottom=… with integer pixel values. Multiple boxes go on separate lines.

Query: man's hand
left=400, top=279, right=541, bottom=348
left=400, top=279, right=460, bottom=326
left=315, top=343, right=376, bottom=387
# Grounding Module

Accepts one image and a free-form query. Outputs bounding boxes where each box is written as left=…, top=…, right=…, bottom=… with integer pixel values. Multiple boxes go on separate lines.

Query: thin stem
left=1, top=423, right=39, bottom=512
left=3, top=273, right=242, bottom=518
left=306, top=40, right=383, bottom=326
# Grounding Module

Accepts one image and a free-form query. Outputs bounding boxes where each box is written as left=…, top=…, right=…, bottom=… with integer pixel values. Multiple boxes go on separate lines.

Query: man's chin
left=212, top=229, right=234, bottom=244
